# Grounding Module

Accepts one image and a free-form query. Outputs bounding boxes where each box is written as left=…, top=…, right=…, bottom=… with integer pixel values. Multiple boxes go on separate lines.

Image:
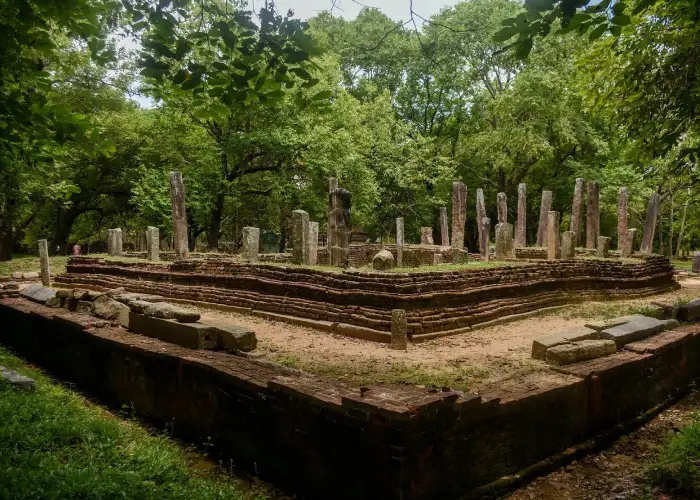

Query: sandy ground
left=192, top=277, right=700, bottom=392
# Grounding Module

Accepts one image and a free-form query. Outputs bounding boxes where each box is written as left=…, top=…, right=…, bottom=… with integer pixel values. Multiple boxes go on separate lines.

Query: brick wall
left=1, top=299, right=698, bottom=499
left=55, top=255, right=676, bottom=340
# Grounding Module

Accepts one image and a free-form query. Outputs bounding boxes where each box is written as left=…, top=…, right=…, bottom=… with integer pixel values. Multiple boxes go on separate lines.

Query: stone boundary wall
left=1, top=298, right=699, bottom=499
left=55, top=256, right=677, bottom=341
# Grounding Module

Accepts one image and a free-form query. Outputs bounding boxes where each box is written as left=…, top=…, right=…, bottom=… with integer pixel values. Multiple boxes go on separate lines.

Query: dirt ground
left=505, top=389, right=700, bottom=500
left=194, top=277, right=700, bottom=393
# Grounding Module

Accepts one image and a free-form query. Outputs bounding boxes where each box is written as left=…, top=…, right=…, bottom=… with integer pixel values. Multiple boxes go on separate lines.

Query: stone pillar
left=476, top=189, right=486, bottom=253
left=108, top=228, right=123, bottom=257
left=146, top=226, right=159, bottom=261
left=292, top=210, right=310, bottom=265
left=420, top=227, right=434, bottom=245
left=617, top=187, right=628, bottom=252
left=495, top=223, right=513, bottom=261
left=391, top=309, right=408, bottom=351
left=561, top=231, right=575, bottom=260
left=396, top=217, right=404, bottom=267
left=547, top=211, right=560, bottom=260
left=452, top=248, right=468, bottom=265
left=38, top=239, right=50, bottom=286
left=433, top=253, right=443, bottom=266
left=329, top=188, right=351, bottom=267
left=621, top=228, right=637, bottom=258
left=516, top=183, right=526, bottom=247
left=327, top=177, right=338, bottom=249
left=497, top=192, right=507, bottom=224
left=309, top=221, right=319, bottom=266
left=597, top=236, right=612, bottom=258
left=693, top=252, right=700, bottom=274
left=640, top=193, right=660, bottom=254
left=169, top=171, right=189, bottom=260
left=571, top=178, right=585, bottom=246
left=241, top=227, right=260, bottom=262
left=439, top=206, right=449, bottom=247
left=480, top=217, right=491, bottom=262
left=451, top=181, right=467, bottom=249
left=586, top=181, right=600, bottom=250
left=536, top=191, right=553, bottom=247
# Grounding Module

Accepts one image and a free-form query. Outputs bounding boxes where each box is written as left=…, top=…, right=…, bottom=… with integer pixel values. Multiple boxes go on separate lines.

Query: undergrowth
left=647, top=411, right=700, bottom=496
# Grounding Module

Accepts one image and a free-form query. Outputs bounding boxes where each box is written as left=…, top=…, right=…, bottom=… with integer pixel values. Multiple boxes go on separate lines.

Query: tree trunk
left=658, top=204, right=664, bottom=256
left=0, top=198, right=18, bottom=261
left=676, top=197, right=688, bottom=257
left=668, top=193, right=674, bottom=259
left=207, top=193, right=225, bottom=251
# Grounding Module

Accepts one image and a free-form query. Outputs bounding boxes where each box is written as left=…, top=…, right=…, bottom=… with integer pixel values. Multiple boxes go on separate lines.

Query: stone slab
left=0, top=366, right=36, bottom=391
left=584, top=315, right=643, bottom=333
left=91, top=295, right=130, bottom=328
left=20, top=284, right=56, bottom=304
left=129, top=312, right=218, bottom=350
left=600, top=317, right=679, bottom=347
left=143, top=302, right=200, bottom=323
left=531, top=327, right=598, bottom=360
left=624, top=329, right=696, bottom=354
left=677, top=299, right=700, bottom=322
left=214, top=324, right=257, bottom=353
left=546, top=340, right=617, bottom=365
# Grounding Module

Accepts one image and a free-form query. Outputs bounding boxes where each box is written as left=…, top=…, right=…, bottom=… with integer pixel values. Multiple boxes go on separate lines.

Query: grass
left=673, top=260, right=694, bottom=270
left=271, top=354, right=490, bottom=392
left=0, top=347, right=273, bottom=500
left=647, top=411, right=700, bottom=496
left=0, top=254, right=69, bottom=276
left=389, top=261, right=513, bottom=273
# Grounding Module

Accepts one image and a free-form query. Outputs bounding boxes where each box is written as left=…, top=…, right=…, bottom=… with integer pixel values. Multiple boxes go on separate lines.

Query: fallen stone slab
left=129, top=312, right=217, bottom=349
left=45, top=297, right=63, bottom=308
left=649, top=301, right=680, bottom=320
left=113, top=292, right=164, bottom=305
left=125, top=299, right=151, bottom=314
left=86, top=290, right=103, bottom=301
left=76, top=300, right=92, bottom=314
left=600, top=316, right=679, bottom=347
left=677, top=299, right=700, bottom=322
left=91, top=295, right=130, bottom=328
left=56, top=289, right=72, bottom=299
left=214, top=324, right=257, bottom=352
left=142, top=302, right=200, bottom=323
left=532, top=327, right=598, bottom=360
left=546, top=340, right=617, bottom=365
left=3, top=282, right=19, bottom=291
left=0, top=366, right=36, bottom=391
left=22, top=271, right=39, bottom=279
left=20, top=284, right=56, bottom=304
left=71, top=288, right=90, bottom=300
left=584, top=316, right=640, bottom=333
left=11, top=272, right=22, bottom=279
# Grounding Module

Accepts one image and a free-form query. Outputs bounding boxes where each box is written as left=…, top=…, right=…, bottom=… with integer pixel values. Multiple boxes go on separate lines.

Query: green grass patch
left=673, top=260, right=693, bottom=270
left=390, top=261, right=513, bottom=273
left=0, top=255, right=69, bottom=277
left=0, top=347, right=271, bottom=500
left=647, top=411, right=700, bottom=496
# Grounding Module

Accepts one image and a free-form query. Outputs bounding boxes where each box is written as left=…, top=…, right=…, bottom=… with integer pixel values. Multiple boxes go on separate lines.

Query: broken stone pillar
left=107, top=228, right=123, bottom=257
left=329, top=188, right=351, bottom=267
left=516, top=183, right=526, bottom=247
left=693, top=252, right=700, bottom=273
left=547, top=211, right=560, bottom=260
left=327, top=177, right=338, bottom=249
left=396, top=217, right=404, bottom=267
left=570, top=178, right=585, bottom=246
left=640, top=192, right=660, bottom=254
left=146, top=226, right=159, bottom=261
left=495, top=223, right=513, bottom=261
left=561, top=231, right=575, bottom=260
left=292, top=210, right=310, bottom=265
left=421, top=227, right=434, bottom=245
left=309, top=221, right=319, bottom=266
left=617, top=187, right=628, bottom=252
left=480, top=217, right=491, bottom=262
left=169, top=171, right=189, bottom=260
left=241, top=227, right=260, bottom=262
left=38, top=239, right=50, bottom=286
left=476, top=188, right=486, bottom=253
left=391, top=309, right=408, bottom=351
left=439, top=206, right=449, bottom=247
left=536, top=191, right=553, bottom=247
left=597, top=236, right=612, bottom=258
left=621, top=228, right=637, bottom=258
left=451, top=181, right=467, bottom=249
left=586, top=181, right=600, bottom=250
left=497, top=192, right=507, bottom=224
left=433, top=253, right=443, bottom=266
left=452, top=248, right=468, bottom=264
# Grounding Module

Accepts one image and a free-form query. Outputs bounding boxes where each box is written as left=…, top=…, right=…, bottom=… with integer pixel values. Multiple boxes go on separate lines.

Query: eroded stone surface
left=391, top=309, right=407, bottom=351
left=546, top=340, right=617, bottom=365
left=372, top=250, right=395, bottom=271
left=143, top=302, right=200, bottom=323
left=20, top=284, right=56, bottom=304
left=678, top=299, right=700, bottom=322
left=0, top=366, right=35, bottom=391
left=532, top=327, right=598, bottom=360
left=600, top=316, right=679, bottom=347
left=91, top=295, right=130, bottom=327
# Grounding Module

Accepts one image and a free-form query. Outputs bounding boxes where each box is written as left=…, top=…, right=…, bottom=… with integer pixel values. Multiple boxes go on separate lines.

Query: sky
left=245, top=0, right=460, bottom=22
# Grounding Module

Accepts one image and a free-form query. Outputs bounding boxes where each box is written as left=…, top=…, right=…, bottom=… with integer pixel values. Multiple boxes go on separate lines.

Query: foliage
left=647, top=411, right=700, bottom=495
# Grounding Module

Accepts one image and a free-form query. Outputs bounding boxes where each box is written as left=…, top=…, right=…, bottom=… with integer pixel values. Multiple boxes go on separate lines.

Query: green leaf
left=493, top=26, right=521, bottom=42
left=210, top=103, right=231, bottom=118
left=192, top=108, right=212, bottom=120
left=610, top=25, right=622, bottom=36
left=611, top=14, right=631, bottom=26
left=284, top=51, right=308, bottom=64
left=289, top=67, right=312, bottom=80
left=514, top=38, right=533, bottom=59
left=172, top=69, right=189, bottom=85
left=208, top=78, right=228, bottom=86
left=524, top=0, right=556, bottom=12
left=632, top=0, right=658, bottom=15
left=589, top=23, right=608, bottom=41
left=301, top=78, right=319, bottom=89
left=311, top=90, right=332, bottom=101
left=612, top=2, right=627, bottom=15
left=264, top=90, right=285, bottom=100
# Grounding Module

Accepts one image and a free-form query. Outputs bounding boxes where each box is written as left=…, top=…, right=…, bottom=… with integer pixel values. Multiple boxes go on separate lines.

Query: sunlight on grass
left=0, top=255, right=69, bottom=276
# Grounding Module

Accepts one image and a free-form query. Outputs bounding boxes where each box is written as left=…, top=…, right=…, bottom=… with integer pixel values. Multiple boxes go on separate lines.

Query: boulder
left=22, top=271, right=39, bottom=279
left=546, top=340, right=617, bottom=365
left=20, top=284, right=56, bottom=305
left=91, top=295, right=130, bottom=328
left=71, top=289, right=90, bottom=300
left=11, top=272, right=22, bottom=279
left=86, top=290, right=103, bottom=301
left=56, top=289, right=72, bottom=299
left=76, top=300, right=92, bottom=314
left=372, top=249, right=395, bottom=271
left=143, top=302, right=200, bottom=323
